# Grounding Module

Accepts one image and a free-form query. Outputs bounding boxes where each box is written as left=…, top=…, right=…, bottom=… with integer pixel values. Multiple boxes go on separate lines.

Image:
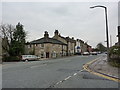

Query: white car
left=83, top=52, right=90, bottom=55
left=21, top=55, right=40, bottom=61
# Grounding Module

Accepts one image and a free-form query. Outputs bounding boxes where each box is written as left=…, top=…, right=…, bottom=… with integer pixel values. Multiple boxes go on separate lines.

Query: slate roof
left=58, top=35, right=76, bottom=43
left=28, top=37, right=67, bottom=45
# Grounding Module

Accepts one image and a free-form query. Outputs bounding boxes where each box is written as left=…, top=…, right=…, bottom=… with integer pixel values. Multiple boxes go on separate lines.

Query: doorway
left=46, top=52, right=49, bottom=58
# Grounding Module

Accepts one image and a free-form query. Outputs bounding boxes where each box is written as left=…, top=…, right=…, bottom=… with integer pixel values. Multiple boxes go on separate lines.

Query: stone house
left=87, top=44, right=92, bottom=52
left=25, top=31, right=67, bottom=58
left=75, top=39, right=92, bottom=54
left=79, top=40, right=87, bottom=53
left=83, top=43, right=92, bottom=53
left=53, top=30, right=76, bottom=56
left=75, top=39, right=85, bottom=54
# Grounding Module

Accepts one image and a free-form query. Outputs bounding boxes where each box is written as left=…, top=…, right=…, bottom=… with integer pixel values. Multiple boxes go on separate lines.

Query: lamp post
left=90, top=5, right=110, bottom=61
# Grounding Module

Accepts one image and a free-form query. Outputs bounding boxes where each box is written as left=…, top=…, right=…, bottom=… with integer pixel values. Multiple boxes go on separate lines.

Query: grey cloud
left=2, top=2, right=118, bottom=47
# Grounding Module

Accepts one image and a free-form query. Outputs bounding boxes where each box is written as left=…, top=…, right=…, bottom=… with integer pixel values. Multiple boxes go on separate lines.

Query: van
left=21, top=55, right=40, bottom=61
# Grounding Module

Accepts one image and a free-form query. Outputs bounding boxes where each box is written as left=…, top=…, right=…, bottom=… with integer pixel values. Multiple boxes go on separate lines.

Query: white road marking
left=54, top=69, right=84, bottom=86
left=64, top=76, right=72, bottom=80
left=80, top=69, right=84, bottom=72
left=56, top=82, right=60, bottom=85
left=59, top=81, right=62, bottom=83
left=73, top=73, right=77, bottom=76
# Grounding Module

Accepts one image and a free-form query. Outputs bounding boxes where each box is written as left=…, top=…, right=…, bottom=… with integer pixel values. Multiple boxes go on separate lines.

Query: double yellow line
left=83, top=57, right=120, bottom=82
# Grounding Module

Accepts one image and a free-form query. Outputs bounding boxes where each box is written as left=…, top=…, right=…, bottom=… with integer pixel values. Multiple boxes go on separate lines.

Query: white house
left=75, top=39, right=81, bottom=55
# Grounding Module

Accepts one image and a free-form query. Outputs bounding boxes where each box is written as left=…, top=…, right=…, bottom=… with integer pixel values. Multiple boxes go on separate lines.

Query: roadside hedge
left=109, top=46, right=120, bottom=67
left=3, top=56, right=20, bottom=62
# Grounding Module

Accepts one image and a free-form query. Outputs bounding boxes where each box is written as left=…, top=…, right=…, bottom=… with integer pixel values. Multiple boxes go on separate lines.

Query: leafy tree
left=92, top=48, right=99, bottom=52
left=11, top=22, right=27, bottom=56
left=0, top=23, right=27, bottom=56
left=96, top=43, right=107, bottom=52
left=109, top=46, right=120, bottom=67
left=109, top=46, right=120, bottom=56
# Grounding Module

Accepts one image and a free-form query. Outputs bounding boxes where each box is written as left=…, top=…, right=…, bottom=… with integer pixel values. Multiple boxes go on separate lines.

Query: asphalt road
left=2, top=54, right=119, bottom=88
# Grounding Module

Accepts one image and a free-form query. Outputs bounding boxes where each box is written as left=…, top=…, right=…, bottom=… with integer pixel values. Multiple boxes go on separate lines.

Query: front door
left=46, top=52, right=49, bottom=58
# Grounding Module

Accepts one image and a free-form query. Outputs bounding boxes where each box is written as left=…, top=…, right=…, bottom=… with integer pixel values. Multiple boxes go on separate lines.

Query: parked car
left=97, top=51, right=101, bottom=54
left=105, top=52, right=107, bottom=54
left=91, top=52, right=97, bottom=55
left=21, top=55, right=40, bottom=61
left=83, top=52, right=90, bottom=55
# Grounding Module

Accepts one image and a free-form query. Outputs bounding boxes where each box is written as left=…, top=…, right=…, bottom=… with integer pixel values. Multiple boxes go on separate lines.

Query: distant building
left=87, top=44, right=92, bottom=52
left=25, top=30, right=92, bottom=59
left=83, top=43, right=92, bottom=53
left=75, top=39, right=86, bottom=54
left=25, top=31, right=67, bottom=58
left=75, top=39, right=81, bottom=55
left=53, top=30, right=76, bottom=56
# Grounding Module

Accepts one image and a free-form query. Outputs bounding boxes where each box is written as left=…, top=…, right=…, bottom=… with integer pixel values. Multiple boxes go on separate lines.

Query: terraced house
left=53, top=30, right=76, bottom=56
left=25, top=31, right=67, bottom=58
left=25, top=30, right=92, bottom=59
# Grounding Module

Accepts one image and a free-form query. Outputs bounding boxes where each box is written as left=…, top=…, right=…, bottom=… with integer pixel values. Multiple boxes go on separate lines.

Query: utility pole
left=90, top=5, right=110, bottom=61
left=110, top=35, right=112, bottom=47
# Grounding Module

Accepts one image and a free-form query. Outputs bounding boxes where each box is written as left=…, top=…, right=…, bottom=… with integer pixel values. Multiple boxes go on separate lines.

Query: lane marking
left=56, top=82, right=60, bottom=85
left=80, top=69, right=84, bottom=72
left=53, top=56, right=102, bottom=87
left=54, top=69, right=85, bottom=86
left=83, top=56, right=120, bottom=82
left=59, top=81, right=62, bottom=83
left=64, top=76, right=72, bottom=80
left=73, top=73, right=77, bottom=76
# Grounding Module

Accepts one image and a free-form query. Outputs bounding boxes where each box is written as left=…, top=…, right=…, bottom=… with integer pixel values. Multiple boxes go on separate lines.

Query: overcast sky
left=1, top=0, right=119, bottom=48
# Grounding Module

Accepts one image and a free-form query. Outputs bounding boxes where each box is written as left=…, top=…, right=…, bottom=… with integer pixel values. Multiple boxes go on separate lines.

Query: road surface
left=2, top=54, right=119, bottom=88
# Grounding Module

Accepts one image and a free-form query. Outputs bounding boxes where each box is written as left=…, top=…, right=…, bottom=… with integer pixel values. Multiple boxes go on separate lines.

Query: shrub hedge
left=3, top=56, right=20, bottom=62
left=109, top=46, right=120, bottom=67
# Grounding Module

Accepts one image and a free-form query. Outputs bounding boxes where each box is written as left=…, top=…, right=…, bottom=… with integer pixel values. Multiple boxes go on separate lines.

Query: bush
left=109, top=59, right=120, bottom=68
left=3, top=56, right=20, bottom=62
left=109, top=46, right=120, bottom=56
left=109, top=46, right=120, bottom=67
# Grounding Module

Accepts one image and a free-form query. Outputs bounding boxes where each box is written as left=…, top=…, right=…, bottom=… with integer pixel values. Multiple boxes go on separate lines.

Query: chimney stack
left=44, top=31, right=49, bottom=38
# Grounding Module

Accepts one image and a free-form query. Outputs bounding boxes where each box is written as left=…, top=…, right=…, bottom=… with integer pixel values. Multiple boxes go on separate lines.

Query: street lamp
left=90, top=5, right=110, bottom=61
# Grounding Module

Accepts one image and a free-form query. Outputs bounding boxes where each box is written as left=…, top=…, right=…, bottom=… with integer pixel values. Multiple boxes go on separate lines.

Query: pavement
left=85, top=55, right=120, bottom=82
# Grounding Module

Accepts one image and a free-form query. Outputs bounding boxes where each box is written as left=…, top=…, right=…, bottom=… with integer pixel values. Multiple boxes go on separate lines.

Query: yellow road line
left=83, top=56, right=120, bottom=82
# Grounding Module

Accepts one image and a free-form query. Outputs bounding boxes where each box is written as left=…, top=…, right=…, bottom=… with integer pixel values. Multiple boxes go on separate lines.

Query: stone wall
left=25, top=43, right=67, bottom=58
left=53, top=31, right=75, bottom=55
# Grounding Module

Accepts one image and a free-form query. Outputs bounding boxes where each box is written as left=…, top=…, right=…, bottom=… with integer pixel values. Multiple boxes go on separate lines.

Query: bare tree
left=0, top=24, right=15, bottom=55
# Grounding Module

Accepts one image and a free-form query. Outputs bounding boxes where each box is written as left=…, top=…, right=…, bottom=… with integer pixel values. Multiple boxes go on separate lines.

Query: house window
left=35, top=44, right=38, bottom=46
left=41, top=52, right=44, bottom=58
left=28, top=44, right=31, bottom=48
